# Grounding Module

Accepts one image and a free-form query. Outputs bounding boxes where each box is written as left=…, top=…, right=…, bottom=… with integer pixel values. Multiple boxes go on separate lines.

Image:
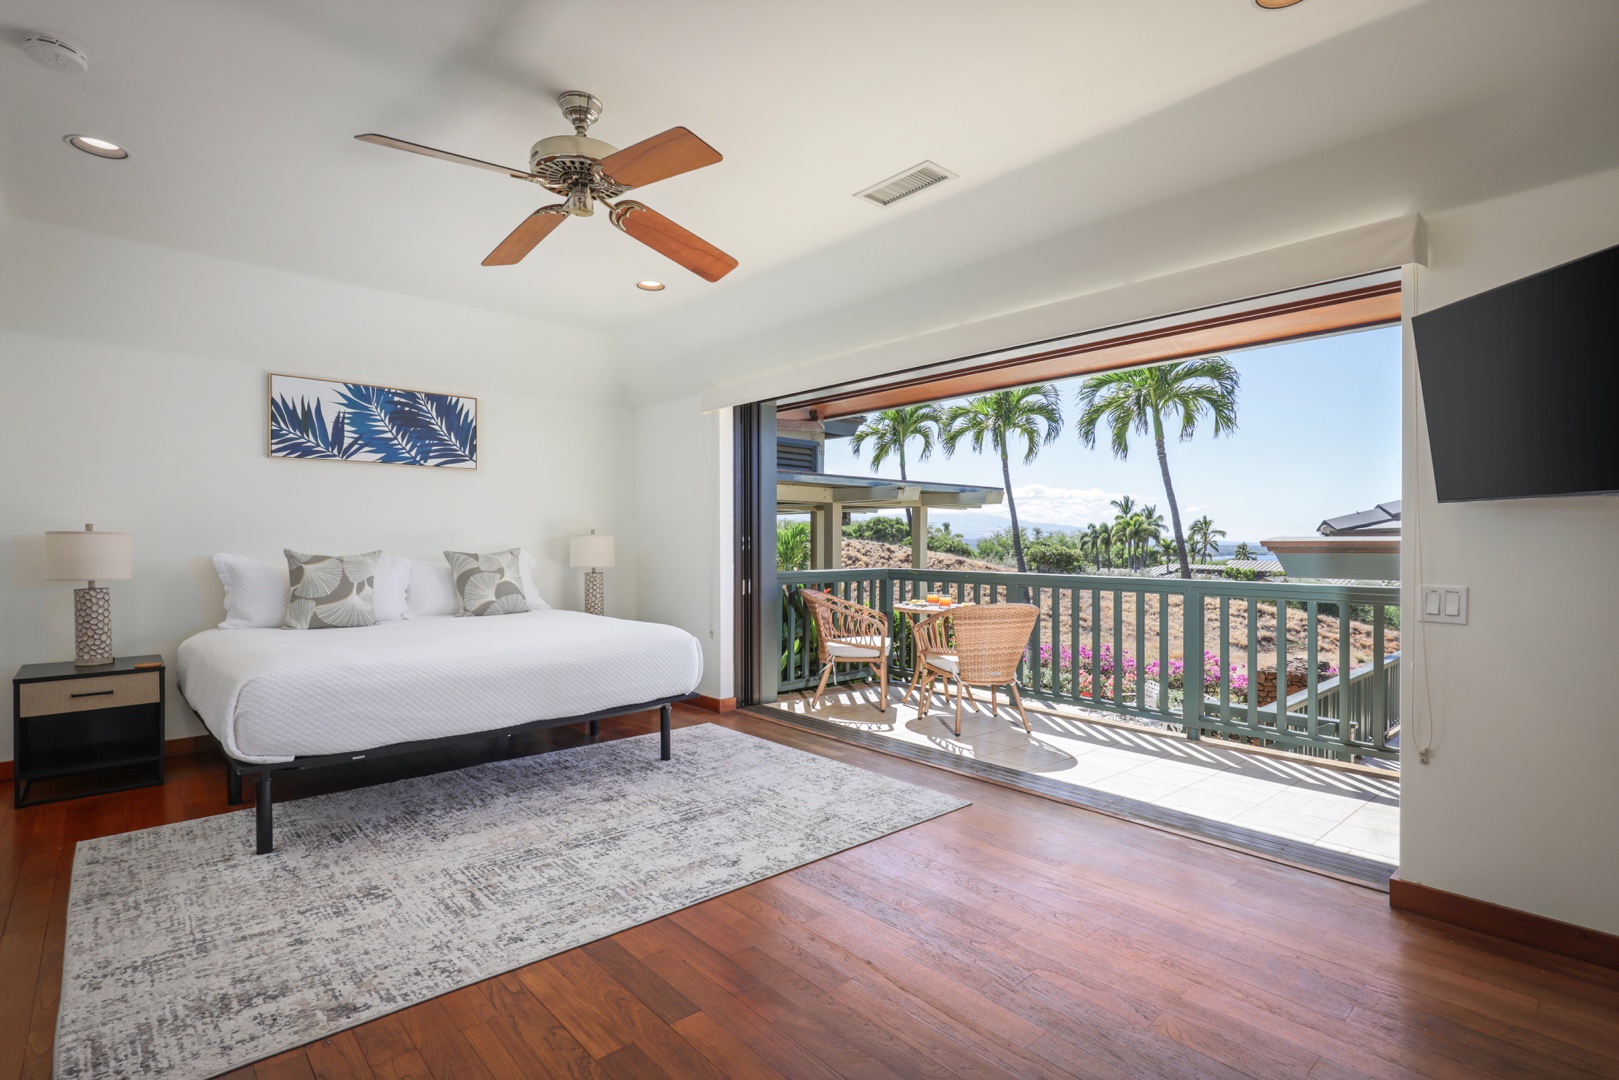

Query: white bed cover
left=177, top=611, right=704, bottom=763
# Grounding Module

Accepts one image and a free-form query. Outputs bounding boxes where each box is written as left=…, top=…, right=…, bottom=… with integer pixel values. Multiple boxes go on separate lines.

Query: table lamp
left=45, top=523, right=133, bottom=666
left=569, top=530, right=615, bottom=616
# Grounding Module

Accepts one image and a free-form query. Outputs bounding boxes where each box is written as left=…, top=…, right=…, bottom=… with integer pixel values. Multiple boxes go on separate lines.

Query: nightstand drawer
left=18, top=671, right=161, bottom=717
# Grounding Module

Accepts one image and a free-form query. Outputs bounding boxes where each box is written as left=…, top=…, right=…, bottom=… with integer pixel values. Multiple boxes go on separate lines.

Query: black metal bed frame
left=217, top=695, right=690, bottom=854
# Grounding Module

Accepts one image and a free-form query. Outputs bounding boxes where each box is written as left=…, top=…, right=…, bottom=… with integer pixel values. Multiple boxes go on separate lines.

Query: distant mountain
left=855, top=509, right=1275, bottom=557
left=928, top=515, right=1081, bottom=543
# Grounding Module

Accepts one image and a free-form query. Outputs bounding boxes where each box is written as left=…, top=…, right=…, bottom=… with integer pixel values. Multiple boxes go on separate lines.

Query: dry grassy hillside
left=838, top=539, right=1006, bottom=574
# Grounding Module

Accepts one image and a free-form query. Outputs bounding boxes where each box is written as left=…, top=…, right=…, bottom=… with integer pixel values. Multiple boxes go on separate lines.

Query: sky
left=818, top=325, right=1402, bottom=544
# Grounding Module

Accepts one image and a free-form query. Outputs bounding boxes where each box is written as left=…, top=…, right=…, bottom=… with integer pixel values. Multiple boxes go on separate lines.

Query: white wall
left=1398, top=165, right=1619, bottom=935
left=0, top=223, right=637, bottom=758
left=631, top=395, right=732, bottom=701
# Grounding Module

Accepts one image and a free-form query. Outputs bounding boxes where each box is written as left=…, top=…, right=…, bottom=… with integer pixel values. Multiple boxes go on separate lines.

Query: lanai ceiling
left=2, top=0, right=1618, bottom=398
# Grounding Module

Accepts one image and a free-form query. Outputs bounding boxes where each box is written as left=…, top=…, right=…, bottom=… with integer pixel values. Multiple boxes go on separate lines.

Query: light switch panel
left=1421, top=585, right=1468, bottom=624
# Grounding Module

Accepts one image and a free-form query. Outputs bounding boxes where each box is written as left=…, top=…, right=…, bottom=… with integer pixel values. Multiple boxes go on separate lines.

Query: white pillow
left=408, top=550, right=549, bottom=615
left=519, top=550, right=550, bottom=610
left=407, top=558, right=460, bottom=617
left=213, top=554, right=288, bottom=628
left=374, top=554, right=412, bottom=622
left=217, top=552, right=411, bottom=626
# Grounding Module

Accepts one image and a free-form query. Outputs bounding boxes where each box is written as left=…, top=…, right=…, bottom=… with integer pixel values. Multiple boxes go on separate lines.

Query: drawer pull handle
left=69, top=689, right=116, bottom=699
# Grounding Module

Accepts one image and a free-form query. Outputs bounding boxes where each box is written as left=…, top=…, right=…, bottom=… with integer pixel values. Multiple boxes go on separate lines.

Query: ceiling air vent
left=854, top=161, right=957, bottom=207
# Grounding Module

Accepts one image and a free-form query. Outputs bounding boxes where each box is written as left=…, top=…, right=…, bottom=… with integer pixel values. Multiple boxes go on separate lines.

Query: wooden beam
left=812, top=502, right=842, bottom=569
left=917, top=489, right=1004, bottom=508
left=911, top=505, right=928, bottom=570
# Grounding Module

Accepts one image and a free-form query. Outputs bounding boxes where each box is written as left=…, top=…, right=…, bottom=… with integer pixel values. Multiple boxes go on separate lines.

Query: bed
left=177, top=610, right=704, bottom=853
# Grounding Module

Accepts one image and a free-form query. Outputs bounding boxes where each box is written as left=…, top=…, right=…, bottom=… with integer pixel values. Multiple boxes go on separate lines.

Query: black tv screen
left=1412, top=242, right=1619, bottom=502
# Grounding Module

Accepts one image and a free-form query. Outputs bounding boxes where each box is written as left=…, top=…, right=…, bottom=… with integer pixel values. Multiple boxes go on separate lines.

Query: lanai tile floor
left=775, top=682, right=1399, bottom=866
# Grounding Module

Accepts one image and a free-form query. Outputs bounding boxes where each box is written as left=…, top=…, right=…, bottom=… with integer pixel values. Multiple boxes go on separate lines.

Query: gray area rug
left=55, top=723, right=967, bottom=1079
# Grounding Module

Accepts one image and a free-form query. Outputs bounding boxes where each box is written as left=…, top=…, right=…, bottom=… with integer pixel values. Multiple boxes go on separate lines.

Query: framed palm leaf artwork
left=268, top=374, right=477, bottom=469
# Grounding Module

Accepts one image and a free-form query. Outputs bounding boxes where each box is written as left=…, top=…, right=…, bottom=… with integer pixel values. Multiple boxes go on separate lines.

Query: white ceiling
left=2, top=0, right=1617, bottom=402
left=0, top=0, right=1422, bottom=322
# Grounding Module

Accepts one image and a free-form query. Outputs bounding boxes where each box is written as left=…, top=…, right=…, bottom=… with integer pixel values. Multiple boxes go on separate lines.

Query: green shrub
left=974, top=529, right=1014, bottom=563
left=777, top=521, right=810, bottom=571
left=1025, top=537, right=1086, bottom=574
left=1222, top=565, right=1257, bottom=581
left=928, top=523, right=973, bottom=557
left=843, top=515, right=910, bottom=544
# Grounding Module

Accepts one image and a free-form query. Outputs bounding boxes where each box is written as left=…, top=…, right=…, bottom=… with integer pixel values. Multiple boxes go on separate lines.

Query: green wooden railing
left=779, top=568, right=1401, bottom=762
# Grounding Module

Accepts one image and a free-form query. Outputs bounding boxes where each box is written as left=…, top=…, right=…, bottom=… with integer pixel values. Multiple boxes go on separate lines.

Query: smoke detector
left=22, top=33, right=88, bottom=74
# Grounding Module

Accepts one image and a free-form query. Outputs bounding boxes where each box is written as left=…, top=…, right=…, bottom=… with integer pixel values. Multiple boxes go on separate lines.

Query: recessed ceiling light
left=1255, top=0, right=1304, bottom=7
left=636, top=280, right=666, bottom=291
left=65, top=135, right=128, bottom=159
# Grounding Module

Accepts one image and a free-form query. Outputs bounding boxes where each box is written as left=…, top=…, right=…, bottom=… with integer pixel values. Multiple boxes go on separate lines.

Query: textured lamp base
left=584, top=571, right=605, bottom=616
left=74, top=586, right=115, bottom=666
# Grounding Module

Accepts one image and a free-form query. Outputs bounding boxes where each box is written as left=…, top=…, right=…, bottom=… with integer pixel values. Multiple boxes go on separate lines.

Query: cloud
left=1006, top=484, right=1131, bottom=526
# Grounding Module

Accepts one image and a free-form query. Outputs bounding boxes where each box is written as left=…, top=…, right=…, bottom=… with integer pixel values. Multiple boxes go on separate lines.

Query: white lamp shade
left=569, top=533, right=616, bottom=569
left=45, top=527, right=132, bottom=582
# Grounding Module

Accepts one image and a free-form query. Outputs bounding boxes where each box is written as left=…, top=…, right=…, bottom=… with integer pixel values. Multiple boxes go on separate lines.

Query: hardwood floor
left=4, top=706, right=1617, bottom=1079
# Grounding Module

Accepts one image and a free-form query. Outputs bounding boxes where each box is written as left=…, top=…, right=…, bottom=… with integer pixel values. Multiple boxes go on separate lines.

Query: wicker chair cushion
left=825, top=635, right=889, bottom=659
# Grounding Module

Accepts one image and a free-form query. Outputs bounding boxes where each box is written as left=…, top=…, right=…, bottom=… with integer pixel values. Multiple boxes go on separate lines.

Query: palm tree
left=1078, top=522, right=1108, bottom=570
left=1075, top=357, right=1240, bottom=579
left=849, top=405, right=941, bottom=535
left=941, top=386, right=1064, bottom=573
left=1232, top=541, right=1254, bottom=562
left=1139, top=504, right=1166, bottom=548
left=1110, top=494, right=1138, bottom=520
left=1188, top=515, right=1227, bottom=562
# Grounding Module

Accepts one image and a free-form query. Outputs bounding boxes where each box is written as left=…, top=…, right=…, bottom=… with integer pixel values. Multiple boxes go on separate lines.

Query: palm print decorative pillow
left=283, top=550, right=380, bottom=629
left=443, top=549, right=531, bottom=617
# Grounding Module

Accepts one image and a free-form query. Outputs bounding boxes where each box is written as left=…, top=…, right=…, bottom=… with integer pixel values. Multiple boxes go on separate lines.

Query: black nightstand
left=12, top=655, right=166, bottom=807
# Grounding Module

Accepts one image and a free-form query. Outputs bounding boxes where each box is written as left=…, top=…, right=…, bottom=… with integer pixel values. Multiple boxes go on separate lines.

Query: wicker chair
left=918, top=603, right=1039, bottom=736
left=907, top=611, right=976, bottom=711
left=799, top=589, right=890, bottom=712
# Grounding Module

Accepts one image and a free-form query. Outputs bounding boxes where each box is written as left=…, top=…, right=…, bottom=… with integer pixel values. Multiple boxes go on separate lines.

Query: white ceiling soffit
left=707, top=214, right=1424, bottom=412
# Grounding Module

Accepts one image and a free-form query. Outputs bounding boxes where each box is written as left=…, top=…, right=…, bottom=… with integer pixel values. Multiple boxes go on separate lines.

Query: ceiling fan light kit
left=357, top=91, right=735, bottom=281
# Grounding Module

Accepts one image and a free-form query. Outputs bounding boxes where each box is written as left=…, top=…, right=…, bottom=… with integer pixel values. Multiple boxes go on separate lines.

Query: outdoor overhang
left=776, top=471, right=1003, bottom=512
left=1264, top=535, right=1401, bottom=581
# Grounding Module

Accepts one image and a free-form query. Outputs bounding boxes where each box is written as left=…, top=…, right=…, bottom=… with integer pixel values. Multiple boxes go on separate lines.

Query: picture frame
left=267, top=373, right=478, bottom=470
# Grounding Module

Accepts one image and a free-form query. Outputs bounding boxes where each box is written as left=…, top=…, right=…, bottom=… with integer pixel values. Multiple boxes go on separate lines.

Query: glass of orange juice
left=940, top=596, right=953, bottom=607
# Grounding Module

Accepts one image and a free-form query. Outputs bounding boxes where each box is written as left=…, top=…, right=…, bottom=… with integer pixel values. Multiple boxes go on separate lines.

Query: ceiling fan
left=356, top=91, right=737, bottom=281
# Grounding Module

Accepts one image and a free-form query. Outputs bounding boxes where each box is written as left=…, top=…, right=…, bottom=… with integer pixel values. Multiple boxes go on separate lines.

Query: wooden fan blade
left=597, top=127, right=722, bottom=190
left=482, top=207, right=568, bottom=266
left=355, top=134, right=533, bottom=180
left=609, top=201, right=737, bottom=282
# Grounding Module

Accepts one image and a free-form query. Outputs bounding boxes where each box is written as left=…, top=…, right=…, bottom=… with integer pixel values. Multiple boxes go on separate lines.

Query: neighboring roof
left=1319, top=500, right=1402, bottom=536
left=1265, top=535, right=1400, bottom=555
left=776, top=471, right=1004, bottom=512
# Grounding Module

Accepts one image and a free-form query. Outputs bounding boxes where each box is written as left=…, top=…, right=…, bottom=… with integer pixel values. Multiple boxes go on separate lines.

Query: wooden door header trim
left=778, top=279, right=1399, bottom=421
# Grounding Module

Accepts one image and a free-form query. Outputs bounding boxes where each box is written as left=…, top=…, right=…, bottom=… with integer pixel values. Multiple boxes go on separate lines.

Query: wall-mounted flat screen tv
left=1412, top=242, right=1619, bottom=502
